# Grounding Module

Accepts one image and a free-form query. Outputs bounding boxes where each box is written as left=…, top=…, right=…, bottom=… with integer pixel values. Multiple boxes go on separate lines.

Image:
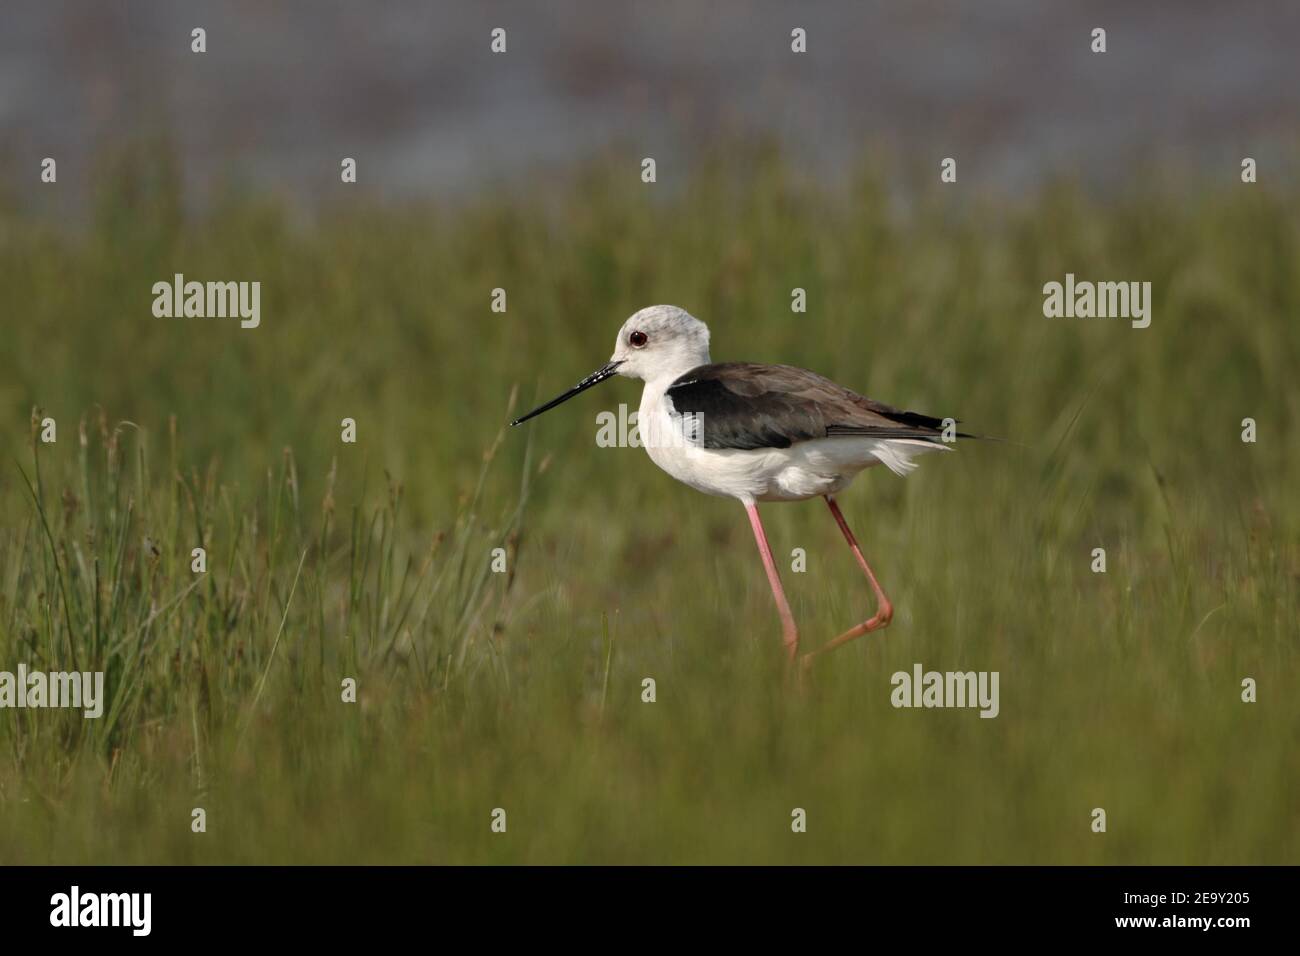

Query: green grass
left=0, top=146, right=1296, bottom=863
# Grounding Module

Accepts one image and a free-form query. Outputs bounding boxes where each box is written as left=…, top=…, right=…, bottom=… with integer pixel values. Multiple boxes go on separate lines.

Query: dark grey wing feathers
left=665, top=363, right=965, bottom=451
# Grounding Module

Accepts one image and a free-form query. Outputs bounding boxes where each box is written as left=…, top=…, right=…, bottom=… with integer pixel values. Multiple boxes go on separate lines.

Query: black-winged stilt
left=511, top=305, right=975, bottom=666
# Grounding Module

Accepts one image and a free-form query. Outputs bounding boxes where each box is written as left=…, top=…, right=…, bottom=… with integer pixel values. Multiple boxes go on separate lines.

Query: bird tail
left=870, top=439, right=947, bottom=476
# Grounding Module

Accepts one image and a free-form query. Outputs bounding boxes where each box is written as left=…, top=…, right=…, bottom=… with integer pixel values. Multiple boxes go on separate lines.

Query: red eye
left=629, top=330, right=648, bottom=347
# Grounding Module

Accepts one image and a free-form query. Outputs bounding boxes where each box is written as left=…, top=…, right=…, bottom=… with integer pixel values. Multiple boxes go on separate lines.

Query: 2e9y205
left=1193, top=892, right=1250, bottom=904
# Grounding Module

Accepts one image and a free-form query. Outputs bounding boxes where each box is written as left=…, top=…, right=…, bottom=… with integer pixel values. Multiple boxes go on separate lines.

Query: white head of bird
left=609, top=305, right=712, bottom=384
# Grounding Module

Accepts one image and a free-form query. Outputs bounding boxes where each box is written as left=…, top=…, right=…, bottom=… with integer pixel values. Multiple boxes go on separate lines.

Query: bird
left=511, top=304, right=977, bottom=666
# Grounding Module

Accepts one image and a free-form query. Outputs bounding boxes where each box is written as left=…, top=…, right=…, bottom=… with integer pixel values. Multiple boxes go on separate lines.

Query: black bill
left=510, top=361, right=623, bottom=426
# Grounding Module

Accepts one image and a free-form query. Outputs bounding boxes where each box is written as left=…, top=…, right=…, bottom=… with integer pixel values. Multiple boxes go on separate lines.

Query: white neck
left=644, top=349, right=710, bottom=391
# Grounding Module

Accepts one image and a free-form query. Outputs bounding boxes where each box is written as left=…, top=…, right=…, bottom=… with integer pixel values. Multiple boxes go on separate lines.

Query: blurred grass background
left=0, top=144, right=1296, bottom=863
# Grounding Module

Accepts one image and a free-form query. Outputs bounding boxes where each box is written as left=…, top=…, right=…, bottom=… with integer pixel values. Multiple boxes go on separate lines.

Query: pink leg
left=805, top=496, right=893, bottom=661
left=744, top=502, right=800, bottom=661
